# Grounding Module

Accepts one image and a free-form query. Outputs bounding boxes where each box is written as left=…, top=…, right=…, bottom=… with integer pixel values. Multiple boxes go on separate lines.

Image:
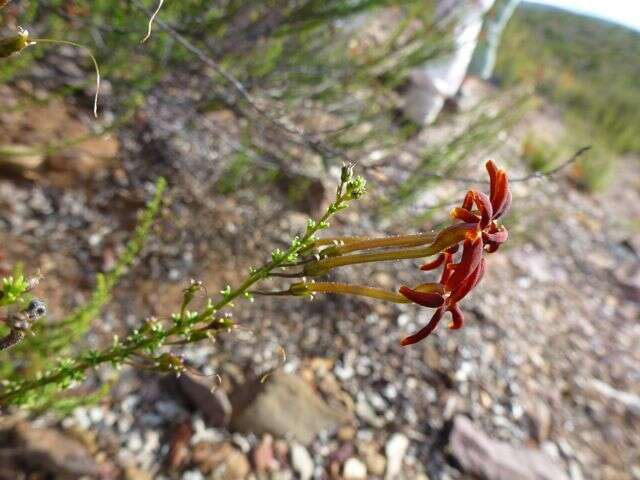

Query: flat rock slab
left=230, top=372, right=350, bottom=445
left=177, top=372, right=233, bottom=427
left=12, top=421, right=103, bottom=478
left=449, top=415, right=569, bottom=480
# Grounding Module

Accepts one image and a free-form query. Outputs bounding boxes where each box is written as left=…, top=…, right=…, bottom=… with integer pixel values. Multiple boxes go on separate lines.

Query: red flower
left=399, top=160, right=511, bottom=345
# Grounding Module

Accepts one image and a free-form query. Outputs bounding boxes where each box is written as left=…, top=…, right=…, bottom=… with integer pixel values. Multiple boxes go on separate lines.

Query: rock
left=337, top=425, right=357, bottom=442
left=225, top=448, right=251, bottom=479
left=274, top=439, right=289, bottom=467
left=525, top=400, right=553, bottom=442
left=191, top=441, right=249, bottom=478
left=329, top=443, right=355, bottom=465
left=355, top=396, right=385, bottom=428
left=449, top=415, right=570, bottom=480
left=290, top=443, right=314, bottom=480
left=178, top=372, right=232, bottom=427
left=12, top=422, right=103, bottom=477
left=276, top=169, right=329, bottom=216
left=343, top=457, right=367, bottom=479
left=230, top=372, right=350, bottom=445
left=47, top=133, right=119, bottom=177
left=166, top=420, right=193, bottom=469
left=360, top=442, right=386, bottom=477
left=385, top=433, right=409, bottom=480
left=253, top=434, right=279, bottom=473
left=0, top=144, right=45, bottom=172
left=124, top=465, right=153, bottom=480
left=589, top=379, right=640, bottom=416
left=0, top=97, right=119, bottom=182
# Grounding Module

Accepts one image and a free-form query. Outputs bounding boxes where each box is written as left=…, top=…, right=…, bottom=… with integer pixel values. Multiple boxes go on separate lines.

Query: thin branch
left=132, top=0, right=352, bottom=165
left=510, top=145, right=592, bottom=182
left=391, top=146, right=592, bottom=185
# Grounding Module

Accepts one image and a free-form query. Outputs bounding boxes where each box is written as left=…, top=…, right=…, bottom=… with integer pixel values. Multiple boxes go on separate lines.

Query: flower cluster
left=398, top=160, right=511, bottom=345
left=270, top=160, right=511, bottom=346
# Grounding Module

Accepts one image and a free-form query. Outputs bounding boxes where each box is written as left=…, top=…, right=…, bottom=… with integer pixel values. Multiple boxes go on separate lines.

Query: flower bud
left=0, top=28, right=33, bottom=58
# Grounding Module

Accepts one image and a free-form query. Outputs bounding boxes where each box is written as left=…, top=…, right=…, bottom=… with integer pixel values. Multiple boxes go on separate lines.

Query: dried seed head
left=0, top=27, right=34, bottom=58
left=26, top=299, right=47, bottom=320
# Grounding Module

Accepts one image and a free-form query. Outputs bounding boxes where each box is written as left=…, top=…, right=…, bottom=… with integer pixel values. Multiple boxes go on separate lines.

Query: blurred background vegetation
left=1, top=0, right=639, bottom=392
left=1, top=2, right=639, bottom=478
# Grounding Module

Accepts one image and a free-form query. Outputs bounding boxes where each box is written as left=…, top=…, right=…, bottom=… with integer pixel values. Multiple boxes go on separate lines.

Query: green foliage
left=1, top=0, right=455, bottom=208
left=0, top=169, right=365, bottom=410
left=521, top=134, right=557, bottom=173
left=0, top=178, right=167, bottom=387
left=496, top=3, right=640, bottom=155
left=55, top=177, right=167, bottom=337
left=572, top=146, right=615, bottom=192
left=0, top=272, right=30, bottom=307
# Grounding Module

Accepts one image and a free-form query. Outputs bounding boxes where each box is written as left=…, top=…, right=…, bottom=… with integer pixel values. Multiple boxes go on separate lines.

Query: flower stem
left=304, top=282, right=410, bottom=303
left=303, top=244, right=442, bottom=276
left=303, top=223, right=473, bottom=276
left=318, top=232, right=437, bottom=257
left=0, top=174, right=363, bottom=407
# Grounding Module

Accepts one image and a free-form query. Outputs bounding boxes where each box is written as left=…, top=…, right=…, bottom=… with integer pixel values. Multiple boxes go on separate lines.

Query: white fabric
left=404, top=0, right=496, bottom=124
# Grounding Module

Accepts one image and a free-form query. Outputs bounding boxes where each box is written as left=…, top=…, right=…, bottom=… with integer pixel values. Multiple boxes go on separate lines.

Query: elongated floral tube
left=319, top=232, right=438, bottom=257
left=291, top=282, right=411, bottom=303
left=304, top=223, right=476, bottom=276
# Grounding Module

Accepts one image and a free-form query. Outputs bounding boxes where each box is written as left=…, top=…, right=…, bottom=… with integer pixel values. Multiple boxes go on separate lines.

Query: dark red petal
left=445, top=236, right=483, bottom=291
left=445, top=244, right=460, bottom=255
left=400, top=307, right=445, bottom=346
left=399, top=286, right=445, bottom=308
left=448, top=259, right=486, bottom=304
left=420, top=254, right=445, bottom=271
left=448, top=304, right=464, bottom=329
left=450, top=207, right=481, bottom=224
left=486, top=160, right=499, bottom=201
left=461, top=191, right=475, bottom=211
left=486, top=243, right=500, bottom=253
left=493, top=184, right=512, bottom=220
left=473, top=191, right=493, bottom=228
left=490, top=171, right=510, bottom=217
left=440, top=253, right=455, bottom=284
left=482, top=227, right=508, bottom=244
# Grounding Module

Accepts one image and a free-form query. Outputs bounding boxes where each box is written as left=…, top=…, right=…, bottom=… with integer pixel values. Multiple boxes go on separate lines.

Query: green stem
left=304, top=282, right=409, bottom=303
left=319, top=232, right=437, bottom=257
left=304, top=223, right=474, bottom=276
left=0, top=183, right=357, bottom=406
left=304, top=243, right=442, bottom=276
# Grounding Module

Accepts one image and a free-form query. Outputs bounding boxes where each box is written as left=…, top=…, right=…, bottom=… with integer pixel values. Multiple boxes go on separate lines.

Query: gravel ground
left=0, top=75, right=639, bottom=480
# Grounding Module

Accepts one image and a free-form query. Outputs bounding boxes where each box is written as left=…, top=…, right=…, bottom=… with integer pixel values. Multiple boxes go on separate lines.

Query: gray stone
left=343, top=457, right=367, bottom=480
left=178, top=372, right=232, bottom=427
left=449, top=415, right=569, bottom=480
left=385, top=433, right=409, bottom=480
left=589, top=379, right=640, bottom=416
left=290, top=443, right=314, bottom=480
left=230, top=372, right=350, bottom=445
left=12, top=422, right=103, bottom=478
